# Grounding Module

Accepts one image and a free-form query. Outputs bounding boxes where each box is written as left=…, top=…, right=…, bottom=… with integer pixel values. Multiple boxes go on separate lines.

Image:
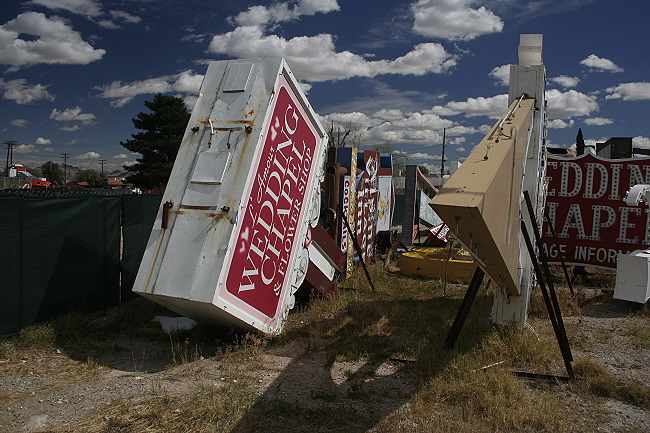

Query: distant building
left=548, top=137, right=637, bottom=160
left=546, top=147, right=575, bottom=157
left=596, top=137, right=632, bottom=159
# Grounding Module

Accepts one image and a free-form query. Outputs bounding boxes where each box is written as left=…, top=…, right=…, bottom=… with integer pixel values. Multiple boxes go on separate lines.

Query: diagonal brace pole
left=520, top=218, right=574, bottom=380
left=445, top=267, right=485, bottom=349
left=522, top=191, right=573, bottom=364
left=338, top=203, right=375, bottom=292
left=544, top=214, right=575, bottom=295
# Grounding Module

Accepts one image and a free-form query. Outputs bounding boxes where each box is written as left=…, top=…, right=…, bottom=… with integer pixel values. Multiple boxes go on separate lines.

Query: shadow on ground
left=51, top=297, right=232, bottom=373
left=230, top=291, right=494, bottom=433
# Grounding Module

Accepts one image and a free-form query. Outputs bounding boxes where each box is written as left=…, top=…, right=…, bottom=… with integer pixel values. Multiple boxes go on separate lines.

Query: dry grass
left=58, top=381, right=257, bottom=433
left=3, top=263, right=650, bottom=432
left=573, top=358, right=650, bottom=409
left=264, top=263, right=587, bottom=431
left=401, top=369, right=574, bottom=433
left=622, top=317, right=650, bottom=349
left=0, top=324, right=104, bottom=410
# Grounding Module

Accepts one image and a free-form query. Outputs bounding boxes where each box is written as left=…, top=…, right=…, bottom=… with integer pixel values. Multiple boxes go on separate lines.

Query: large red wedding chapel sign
left=542, top=153, right=650, bottom=269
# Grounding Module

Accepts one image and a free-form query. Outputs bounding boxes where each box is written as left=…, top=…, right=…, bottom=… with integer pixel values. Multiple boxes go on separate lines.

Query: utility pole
left=4, top=140, right=17, bottom=176
left=61, top=153, right=70, bottom=187
left=439, top=128, right=446, bottom=179
left=99, top=159, right=106, bottom=177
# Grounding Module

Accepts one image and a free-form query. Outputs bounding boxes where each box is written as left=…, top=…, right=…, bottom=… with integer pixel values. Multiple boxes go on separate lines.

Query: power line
left=61, top=153, right=70, bottom=186
left=440, top=128, right=446, bottom=178
left=99, top=159, right=106, bottom=176
left=4, top=140, right=17, bottom=176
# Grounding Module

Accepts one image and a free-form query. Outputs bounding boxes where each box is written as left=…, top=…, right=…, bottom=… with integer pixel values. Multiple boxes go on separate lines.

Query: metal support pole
left=401, top=165, right=418, bottom=247
left=523, top=191, right=573, bottom=364
left=339, top=203, right=375, bottom=292
left=445, top=267, right=485, bottom=349
left=440, top=128, right=446, bottom=179
left=545, top=214, right=574, bottom=295
left=520, top=219, right=574, bottom=380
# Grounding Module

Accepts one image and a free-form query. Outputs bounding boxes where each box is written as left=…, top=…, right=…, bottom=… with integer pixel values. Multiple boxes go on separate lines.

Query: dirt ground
left=0, top=286, right=649, bottom=432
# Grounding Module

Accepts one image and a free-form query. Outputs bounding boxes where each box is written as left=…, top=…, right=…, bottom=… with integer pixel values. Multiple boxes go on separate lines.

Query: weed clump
left=16, top=323, right=56, bottom=351
left=573, top=358, right=650, bottom=409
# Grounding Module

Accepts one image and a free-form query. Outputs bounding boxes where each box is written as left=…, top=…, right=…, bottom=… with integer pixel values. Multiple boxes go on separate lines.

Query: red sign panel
left=542, top=154, right=650, bottom=268
left=340, top=176, right=351, bottom=254
left=428, top=223, right=449, bottom=242
left=356, top=150, right=380, bottom=261
left=225, top=78, right=318, bottom=317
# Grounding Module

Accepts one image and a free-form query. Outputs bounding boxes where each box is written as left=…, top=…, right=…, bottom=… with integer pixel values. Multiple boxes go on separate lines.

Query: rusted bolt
left=245, top=126, right=253, bottom=134
left=191, top=126, right=199, bottom=132
left=221, top=206, right=230, bottom=212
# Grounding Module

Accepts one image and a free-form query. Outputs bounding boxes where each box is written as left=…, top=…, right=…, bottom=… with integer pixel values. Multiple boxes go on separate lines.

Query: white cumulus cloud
left=389, top=112, right=453, bottom=130
left=318, top=106, right=482, bottom=147
left=584, top=117, right=613, bottom=126
left=547, top=119, right=575, bottom=129
left=381, top=43, right=457, bottom=76
left=0, top=78, right=55, bottom=104
left=489, top=64, right=510, bottom=86
left=319, top=111, right=379, bottom=129
left=207, top=27, right=456, bottom=82
left=77, top=151, right=100, bottom=159
left=411, top=0, right=504, bottom=41
left=109, top=10, right=141, bottom=24
left=393, top=150, right=440, bottom=161
left=96, top=69, right=204, bottom=107
left=100, top=10, right=142, bottom=29
left=0, top=12, right=105, bottom=68
left=580, top=54, right=623, bottom=73
left=10, top=119, right=29, bottom=127
left=14, top=144, right=38, bottom=153
left=372, top=109, right=405, bottom=121
left=428, top=94, right=509, bottom=118
left=27, top=0, right=103, bottom=18
left=605, top=82, right=650, bottom=101
left=427, top=89, right=596, bottom=122
left=546, top=89, right=598, bottom=119
left=633, top=136, right=650, bottom=150
left=97, top=20, right=120, bottom=29
left=35, top=137, right=51, bottom=145
left=233, top=0, right=340, bottom=27
left=50, top=106, right=96, bottom=125
left=550, top=75, right=580, bottom=88
left=113, top=153, right=128, bottom=159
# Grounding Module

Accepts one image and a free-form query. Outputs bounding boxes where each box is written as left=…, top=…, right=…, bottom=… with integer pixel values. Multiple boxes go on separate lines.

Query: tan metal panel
left=430, top=98, right=534, bottom=295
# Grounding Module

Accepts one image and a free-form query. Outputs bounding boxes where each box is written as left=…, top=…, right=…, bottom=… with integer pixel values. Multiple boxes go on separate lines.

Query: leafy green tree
left=120, top=94, right=190, bottom=189
left=41, top=161, right=63, bottom=182
left=75, top=169, right=107, bottom=187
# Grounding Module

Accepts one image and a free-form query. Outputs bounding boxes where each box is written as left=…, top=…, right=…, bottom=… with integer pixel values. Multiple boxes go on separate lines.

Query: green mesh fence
left=0, top=193, right=162, bottom=336
left=0, top=197, right=22, bottom=336
left=121, top=194, right=162, bottom=300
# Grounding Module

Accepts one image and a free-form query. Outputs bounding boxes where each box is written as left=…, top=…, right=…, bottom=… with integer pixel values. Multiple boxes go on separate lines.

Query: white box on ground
left=614, top=250, right=650, bottom=304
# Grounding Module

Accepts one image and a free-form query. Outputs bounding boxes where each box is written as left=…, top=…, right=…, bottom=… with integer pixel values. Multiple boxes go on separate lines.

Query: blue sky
left=1, top=0, right=649, bottom=174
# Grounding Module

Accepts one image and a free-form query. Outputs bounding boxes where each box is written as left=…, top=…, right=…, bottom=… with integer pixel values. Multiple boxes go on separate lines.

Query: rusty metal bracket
left=162, top=200, right=173, bottom=229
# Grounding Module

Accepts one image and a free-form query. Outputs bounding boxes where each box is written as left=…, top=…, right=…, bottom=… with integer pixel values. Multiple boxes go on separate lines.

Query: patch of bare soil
left=562, top=298, right=650, bottom=432
left=0, top=293, right=648, bottom=432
